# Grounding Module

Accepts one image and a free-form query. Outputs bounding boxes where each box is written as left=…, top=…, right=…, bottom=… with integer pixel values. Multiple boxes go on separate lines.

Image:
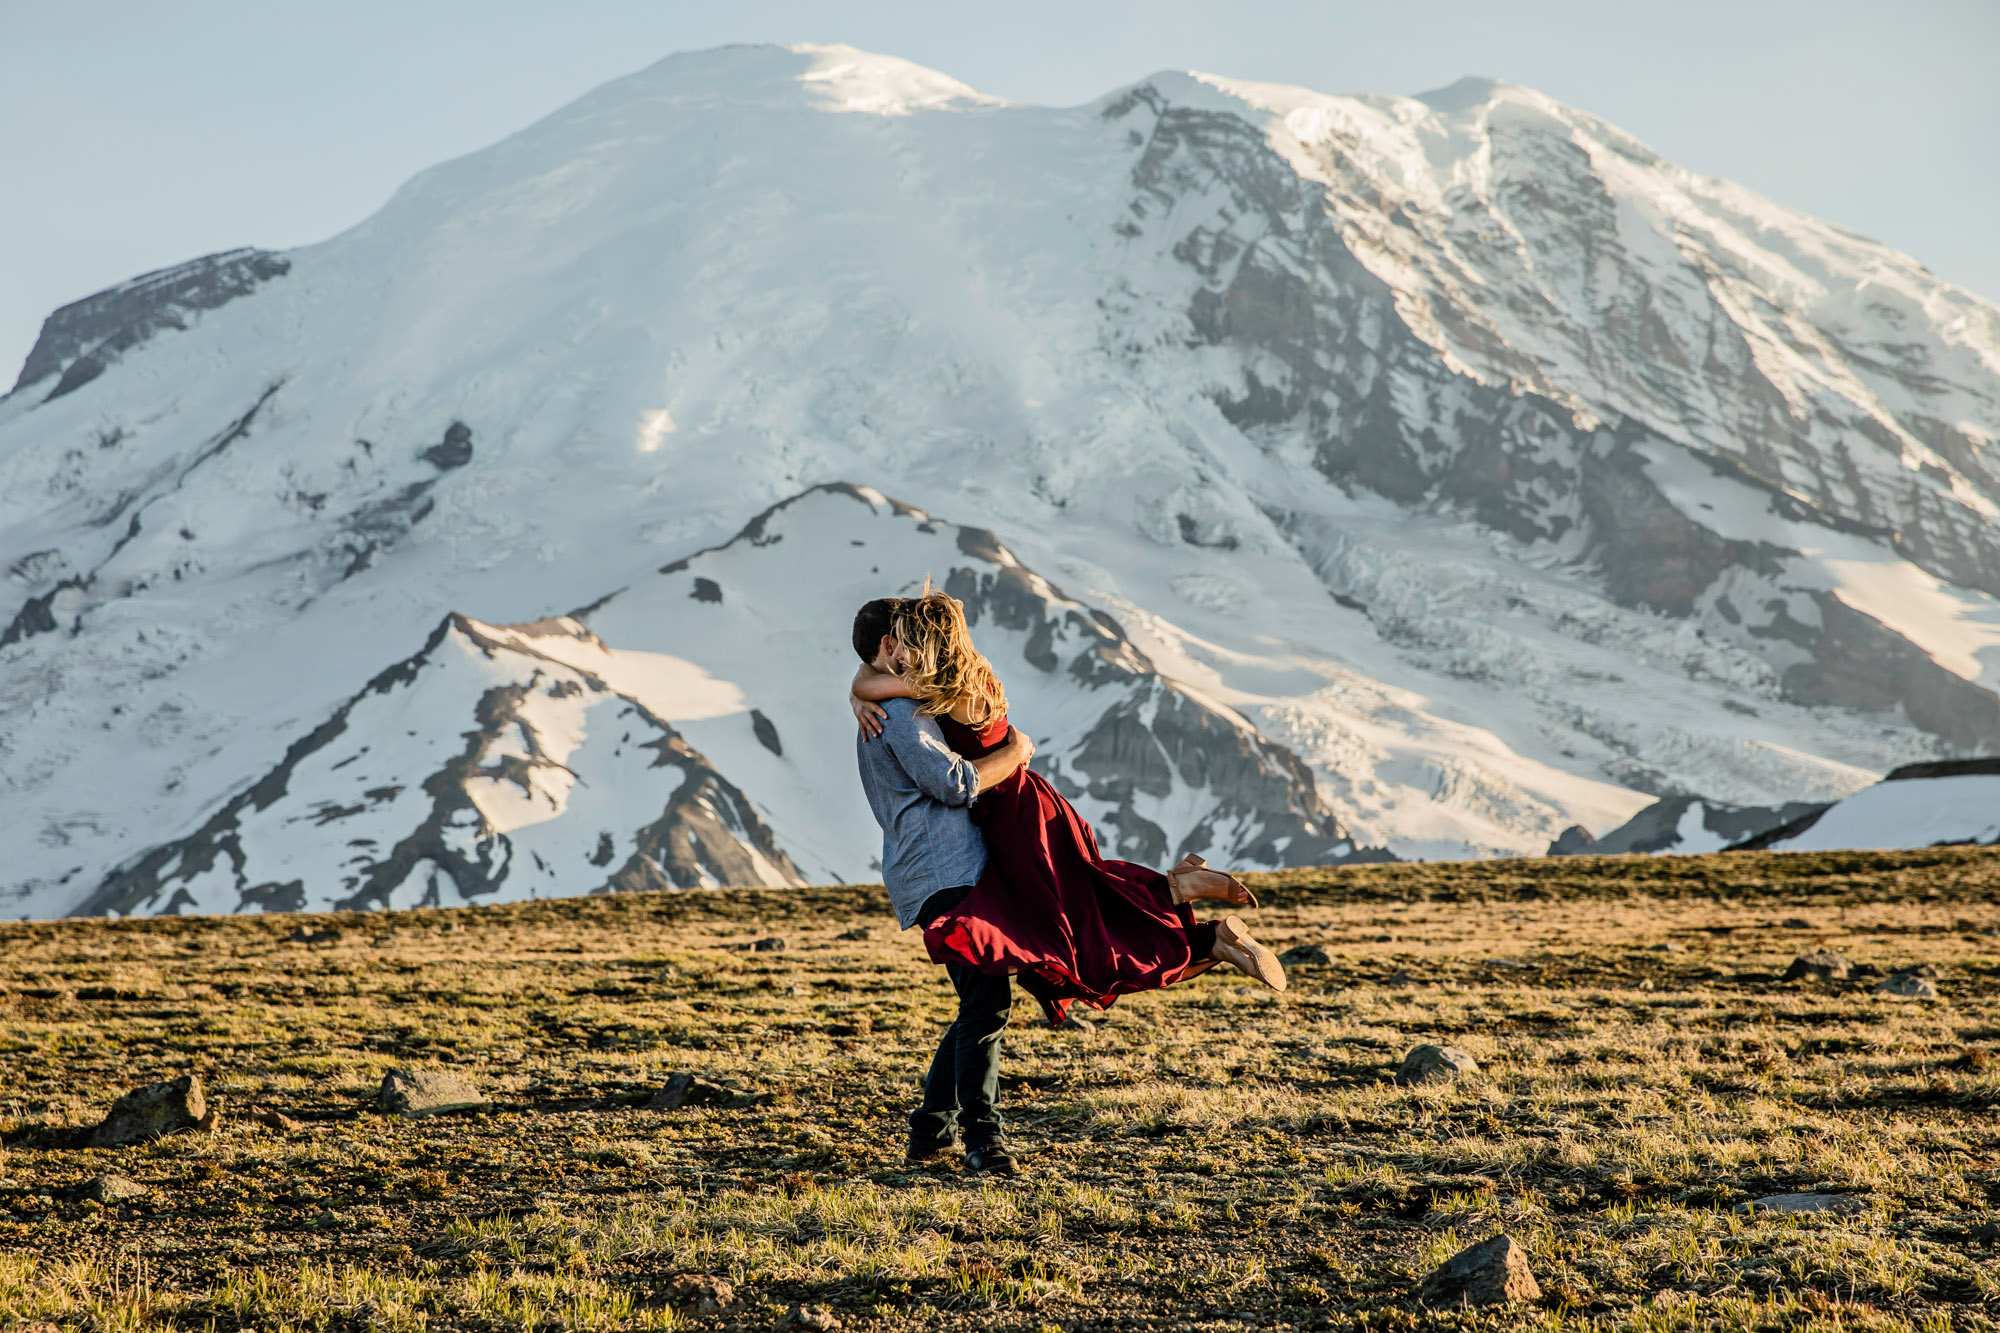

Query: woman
left=850, top=589, right=1286, bottom=1025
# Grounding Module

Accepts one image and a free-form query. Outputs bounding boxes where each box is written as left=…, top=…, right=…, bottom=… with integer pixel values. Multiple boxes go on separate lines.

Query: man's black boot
left=906, top=1134, right=955, bottom=1165
left=964, top=1143, right=1018, bottom=1176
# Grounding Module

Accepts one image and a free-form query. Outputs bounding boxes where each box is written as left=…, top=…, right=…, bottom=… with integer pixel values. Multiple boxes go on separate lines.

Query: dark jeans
left=910, top=886, right=1011, bottom=1149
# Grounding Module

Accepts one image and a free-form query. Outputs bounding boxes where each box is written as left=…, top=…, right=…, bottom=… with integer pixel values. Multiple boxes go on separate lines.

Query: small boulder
left=1877, top=973, right=1938, bottom=999
left=249, top=1105, right=304, bottom=1133
left=1278, top=943, right=1333, bottom=967
left=287, top=926, right=342, bottom=944
left=87, top=1074, right=206, bottom=1147
left=835, top=925, right=874, bottom=942
left=1420, top=1233, right=1541, bottom=1308
left=775, top=1304, right=840, bottom=1332
left=647, top=1072, right=749, bottom=1111
left=664, top=1273, right=735, bottom=1315
left=752, top=935, right=787, bottom=952
left=1734, top=1192, right=1866, bottom=1216
left=1783, top=950, right=1851, bottom=982
left=1397, top=1045, right=1479, bottom=1086
left=379, top=1068, right=486, bottom=1118
left=73, top=1173, right=149, bottom=1203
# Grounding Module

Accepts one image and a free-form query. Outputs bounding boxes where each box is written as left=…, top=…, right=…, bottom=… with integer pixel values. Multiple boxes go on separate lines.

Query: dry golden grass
left=1, top=847, right=1997, bottom=1331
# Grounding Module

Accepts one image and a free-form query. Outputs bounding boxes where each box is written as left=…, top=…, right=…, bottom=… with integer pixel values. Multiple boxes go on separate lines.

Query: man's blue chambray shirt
left=856, top=698, right=988, bottom=928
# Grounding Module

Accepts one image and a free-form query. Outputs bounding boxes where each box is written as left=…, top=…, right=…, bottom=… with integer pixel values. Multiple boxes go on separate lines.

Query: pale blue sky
left=4, top=0, right=1995, bottom=383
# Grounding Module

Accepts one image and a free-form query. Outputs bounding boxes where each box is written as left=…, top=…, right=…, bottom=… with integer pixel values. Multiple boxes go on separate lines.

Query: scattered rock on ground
left=72, top=1173, right=149, bottom=1203
left=776, top=1304, right=840, bottom=1332
left=287, top=926, right=342, bottom=944
left=1878, top=973, right=1939, bottom=999
left=647, top=1072, right=757, bottom=1110
left=1783, top=949, right=1851, bottom=982
left=1397, top=1044, right=1479, bottom=1086
left=752, top=936, right=787, bottom=952
left=379, top=1068, right=486, bottom=1118
left=835, top=926, right=874, bottom=941
left=1057, top=1013, right=1097, bottom=1034
left=1278, top=943, right=1333, bottom=966
left=1420, top=1233, right=1542, bottom=1307
left=665, top=1273, right=735, bottom=1315
left=87, top=1074, right=206, bottom=1147
left=1734, top=1192, right=1867, bottom=1216
left=249, top=1105, right=303, bottom=1133
left=1650, top=940, right=1688, bottom=953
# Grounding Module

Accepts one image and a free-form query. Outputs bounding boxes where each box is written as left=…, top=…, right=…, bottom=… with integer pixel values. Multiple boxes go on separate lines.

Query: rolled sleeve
left=878, top=702, right=981, bottom=809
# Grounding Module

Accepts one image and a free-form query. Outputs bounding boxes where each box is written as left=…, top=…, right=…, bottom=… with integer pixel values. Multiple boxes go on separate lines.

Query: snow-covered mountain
left=4, top=44, right=1998, bottom=917
left=1735, top=759, right=2000, bottom=853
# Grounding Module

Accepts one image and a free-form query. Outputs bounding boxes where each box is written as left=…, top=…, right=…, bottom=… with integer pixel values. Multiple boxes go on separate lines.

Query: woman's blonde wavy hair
left=893, top=583, right=1007, bottom=729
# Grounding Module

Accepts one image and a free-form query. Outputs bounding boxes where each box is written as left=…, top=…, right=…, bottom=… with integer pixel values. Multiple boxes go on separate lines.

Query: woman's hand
left=851, top=693, right=887, bottom=739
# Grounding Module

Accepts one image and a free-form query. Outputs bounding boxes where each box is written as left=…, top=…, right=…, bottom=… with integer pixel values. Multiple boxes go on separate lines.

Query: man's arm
left=969, top=728, right=1034, bottom=795
left=877, top=703, right=1033, bottom=806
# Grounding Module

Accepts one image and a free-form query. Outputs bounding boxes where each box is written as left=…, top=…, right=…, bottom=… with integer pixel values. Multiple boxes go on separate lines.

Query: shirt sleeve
left=877, top=701, right=982, bottom=809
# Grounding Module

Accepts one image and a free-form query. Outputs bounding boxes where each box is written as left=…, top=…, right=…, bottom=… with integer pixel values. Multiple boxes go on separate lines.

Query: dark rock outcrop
left=12, top=248, right=290, bottom=400
left=1571, top=795, right=1831, bottom=855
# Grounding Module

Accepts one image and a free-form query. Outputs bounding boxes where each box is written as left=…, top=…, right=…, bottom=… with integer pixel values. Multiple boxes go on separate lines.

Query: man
left=849, top=597, right=1036, bottom=1175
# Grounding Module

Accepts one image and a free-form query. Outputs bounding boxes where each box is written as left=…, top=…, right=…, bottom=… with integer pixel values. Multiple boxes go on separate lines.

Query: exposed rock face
left=77, top=614, right=803, bottom=916
left=1419, top=1233, right=1542, bottom=1307
left=379, top=1068, right=485, bottom=1117
left=11, top=248, right=290, bottom=400
left=1396, top=1045, right=1479, bottom=1086
left=87, top=1074, right=206, bottom=1147
left=1566, top=795, right=1830, bottom=855
left=1105, top=80, right=2000, bottom=755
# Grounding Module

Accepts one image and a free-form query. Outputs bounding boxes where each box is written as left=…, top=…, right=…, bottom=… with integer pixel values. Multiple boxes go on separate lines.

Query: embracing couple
left=850, top=588, right=1286, bottom=1176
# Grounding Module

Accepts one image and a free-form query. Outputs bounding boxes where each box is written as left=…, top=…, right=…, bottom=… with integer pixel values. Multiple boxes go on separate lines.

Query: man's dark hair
left=852, top=598, right=901, bottom=664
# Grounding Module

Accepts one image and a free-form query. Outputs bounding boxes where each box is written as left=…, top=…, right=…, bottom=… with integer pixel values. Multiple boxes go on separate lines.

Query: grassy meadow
left=1, top=846, right=1998, bottom=1331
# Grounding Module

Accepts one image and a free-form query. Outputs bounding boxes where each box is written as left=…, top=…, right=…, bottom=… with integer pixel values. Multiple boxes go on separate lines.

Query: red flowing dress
left=923, top=713, right=1217, bottom=1026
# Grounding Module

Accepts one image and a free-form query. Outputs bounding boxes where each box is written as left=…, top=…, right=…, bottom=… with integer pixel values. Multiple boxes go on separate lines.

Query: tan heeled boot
left=1210, top=915, right=1286, bottom=991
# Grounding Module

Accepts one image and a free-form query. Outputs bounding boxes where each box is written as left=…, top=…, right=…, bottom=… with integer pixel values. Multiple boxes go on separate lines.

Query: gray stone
left=1783, top=950, right=1851, bottom=982
left=1734, top=1192, right=1866, bottom=1216
left=87, top=1074, right=207, bottom=1147
left=1278, top=943, right=1333, bottom=967
left=1877, top=973, right=1938, bottom=999
left=72, top=1173, right=149, bottom=1203
left=1397, top=1045, right=1479, bottom=1086
left=751, top=936, right=787, bottom=952
left=775, top=1304, right=840, bottom=1332
left=836, top=925, right=875, bottom=941
left=287, top=926, right=342, bottom=944
left=1420, top=1233, right=1542, bottom=1307
left=647, top=1072, right=753, bottom=1111
left=379, top=1068, right=486, bottom=1118
left=664, top=1273, right=735, bottom=1315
